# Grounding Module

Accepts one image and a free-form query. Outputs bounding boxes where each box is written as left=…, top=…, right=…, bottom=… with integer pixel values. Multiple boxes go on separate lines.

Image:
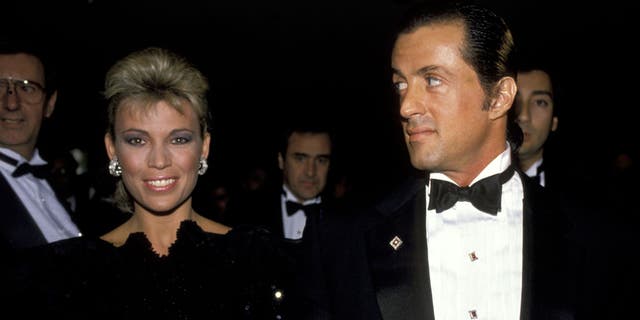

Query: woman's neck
left=130, top=206, right=197, bottom=256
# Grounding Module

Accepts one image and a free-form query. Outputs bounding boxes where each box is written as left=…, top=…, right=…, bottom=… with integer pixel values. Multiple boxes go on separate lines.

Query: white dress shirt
left=281, top=184, right=321, bottom=240
left=0, top=147, right=82, bottom=243
left=426, top=146, right=524, bottom=320
left=524, top=158, right=545, bottom=187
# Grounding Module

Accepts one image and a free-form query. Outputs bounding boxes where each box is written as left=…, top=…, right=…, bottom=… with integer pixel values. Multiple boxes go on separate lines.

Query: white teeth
left=148, top=179, right=175, bottom=187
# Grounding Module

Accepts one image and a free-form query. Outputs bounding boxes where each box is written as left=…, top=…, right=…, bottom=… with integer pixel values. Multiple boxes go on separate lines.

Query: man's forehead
left=0, top=53, right=45, bottom=82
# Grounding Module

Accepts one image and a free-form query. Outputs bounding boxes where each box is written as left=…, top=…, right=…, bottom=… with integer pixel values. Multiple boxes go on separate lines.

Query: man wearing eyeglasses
left=0, top=39, right=82, bottom=254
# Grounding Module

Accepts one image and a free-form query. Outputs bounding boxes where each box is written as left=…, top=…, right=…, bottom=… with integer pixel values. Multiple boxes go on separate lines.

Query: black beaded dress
left=5, top=220, right=292, bottom=319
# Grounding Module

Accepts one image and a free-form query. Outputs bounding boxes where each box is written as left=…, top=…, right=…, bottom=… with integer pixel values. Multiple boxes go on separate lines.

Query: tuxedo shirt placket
left=425, top=150, right=523, bottom=320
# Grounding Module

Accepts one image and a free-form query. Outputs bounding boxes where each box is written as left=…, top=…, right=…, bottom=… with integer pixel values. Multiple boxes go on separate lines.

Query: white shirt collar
left=0, top=147, right=47, bottom=166
left=281, top=184, right=321, bottom=205
left=430, top=143, right=513, bottom=186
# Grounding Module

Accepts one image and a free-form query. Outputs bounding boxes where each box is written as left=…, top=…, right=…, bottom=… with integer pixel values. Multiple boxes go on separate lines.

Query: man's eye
left=426, top=76, right=441, bottom=87
left=393, top=81, right=408, bottom=91
left=534, top=99, right=550, bottom=107
left=18, top=84, right=36, bottom=93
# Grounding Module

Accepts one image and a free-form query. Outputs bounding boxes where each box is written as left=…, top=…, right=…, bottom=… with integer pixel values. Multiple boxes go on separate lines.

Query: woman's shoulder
left=221, top=224, right=292, bottom=272
left=171, top=220, right=278, bottom=256
left=99, top=223, right=129, bottom=248
left=19, top=236, right=114, bottom=260
left=223, top=224, right=283, bottom=252
left=194, top=214, right=232, bottom=235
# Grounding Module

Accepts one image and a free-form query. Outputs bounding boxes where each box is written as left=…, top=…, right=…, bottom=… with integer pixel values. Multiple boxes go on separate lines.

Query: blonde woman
left=8, top=47, right=290, bottom=319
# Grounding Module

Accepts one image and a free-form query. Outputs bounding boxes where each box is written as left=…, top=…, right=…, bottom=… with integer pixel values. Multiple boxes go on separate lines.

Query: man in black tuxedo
left=513, top=49, right=635, bottom=319
left=300, top=2, right=574, bottom=319
left=512, top=51, right=582, bottom=194
left=0, top=38, right=82, bottom=253
left=226, top=120, right=333, bottom=242
left=223, top=120, right=335, bottom=318
left=515, top=60, right=558, bottom=188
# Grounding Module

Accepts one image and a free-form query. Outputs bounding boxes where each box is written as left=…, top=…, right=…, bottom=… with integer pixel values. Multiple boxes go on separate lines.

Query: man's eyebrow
left=531, top=89, right=553, bottom=98
left=392, top=65, right=445, bottom=77
left=416, top=65, right=440, bottom=76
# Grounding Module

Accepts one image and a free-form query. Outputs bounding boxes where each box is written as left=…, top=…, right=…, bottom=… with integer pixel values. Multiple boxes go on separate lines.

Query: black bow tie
left=427, top=165, right=515, bottom=215
left=286, top=201, right=321, bottom=216
left=0, top=151, right=50, bottom=179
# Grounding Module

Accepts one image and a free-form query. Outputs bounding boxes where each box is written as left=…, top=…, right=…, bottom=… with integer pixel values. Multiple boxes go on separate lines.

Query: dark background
left=9, top=0, right=639, bottom=195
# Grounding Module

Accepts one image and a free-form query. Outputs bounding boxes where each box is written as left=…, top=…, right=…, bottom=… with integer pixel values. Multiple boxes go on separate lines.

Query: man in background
left=0, top=37, right=82, bottom=253
left=226, top=119, right=333, bottom=242
left=514, top=56, right=559, bottom=187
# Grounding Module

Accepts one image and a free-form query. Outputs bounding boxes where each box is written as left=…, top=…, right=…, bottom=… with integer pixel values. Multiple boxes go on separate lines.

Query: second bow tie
left=286, top=201, right=320, bottom=216
left=428, top=165, right=514, bottom=215
left=0, top=151, right=50, bottom=179
left=12, top=162, right=50, bottom=179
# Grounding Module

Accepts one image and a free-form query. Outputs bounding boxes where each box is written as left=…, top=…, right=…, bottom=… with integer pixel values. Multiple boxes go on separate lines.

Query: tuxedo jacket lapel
left=269, top=190, right=286, bottom=238
left=519, top=169, right=554, bottom=320
left=0, top=174, right=48, bottom=250
left=367, top=176, right=435, bottom=320
left=520, top=170, right=535, bottom=320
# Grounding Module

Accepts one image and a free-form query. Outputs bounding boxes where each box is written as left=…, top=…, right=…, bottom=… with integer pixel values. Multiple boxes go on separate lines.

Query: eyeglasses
left=0, top=78, right=46, bottom=104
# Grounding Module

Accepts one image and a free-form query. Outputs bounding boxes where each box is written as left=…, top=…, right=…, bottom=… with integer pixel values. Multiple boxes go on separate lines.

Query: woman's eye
left=173, top=136, right=192, bottom=144
left=126, top=137, right=145, bottom=145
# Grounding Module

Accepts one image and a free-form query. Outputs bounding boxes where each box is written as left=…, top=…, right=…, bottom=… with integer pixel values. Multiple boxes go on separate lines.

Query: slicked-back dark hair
left=278, top=119, right=335, bottom=157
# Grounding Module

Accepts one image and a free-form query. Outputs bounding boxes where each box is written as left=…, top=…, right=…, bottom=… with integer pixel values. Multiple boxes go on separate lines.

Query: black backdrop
left=9, top=0, right=639, bottom=195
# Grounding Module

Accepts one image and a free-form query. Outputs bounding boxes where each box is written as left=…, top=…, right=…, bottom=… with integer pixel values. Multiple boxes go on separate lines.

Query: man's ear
left=44, top=90, right=57, bottom=118
left=488, top=76, right=517, bottom=120
left=278, top=152, right=285, bottom=170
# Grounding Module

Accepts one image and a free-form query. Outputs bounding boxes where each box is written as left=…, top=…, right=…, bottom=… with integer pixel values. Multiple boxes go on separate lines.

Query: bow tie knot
left=286, top=201, right=320, bottom=216
left=428, top=165, right=515, bottom=215
left=12, top=162, right=50, bottom=179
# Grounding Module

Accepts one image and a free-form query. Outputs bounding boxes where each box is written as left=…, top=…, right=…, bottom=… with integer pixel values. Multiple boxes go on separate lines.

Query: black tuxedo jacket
left=0, top=174, right=49, bottom=251
left=301, top=170, right=573, bottom=320
left=0, top=171, right=87, bottom=253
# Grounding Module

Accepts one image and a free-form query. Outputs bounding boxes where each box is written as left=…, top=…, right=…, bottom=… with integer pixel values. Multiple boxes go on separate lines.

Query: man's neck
left=0, top=145, right=35, bottom=161
left=519, top=154, right=543, bottom=173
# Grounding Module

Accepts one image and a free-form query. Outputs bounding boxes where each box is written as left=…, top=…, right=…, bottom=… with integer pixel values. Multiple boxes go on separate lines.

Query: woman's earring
left=108, top=158, right=122, bottom=177
left=198, top=158, right=208, bottom=176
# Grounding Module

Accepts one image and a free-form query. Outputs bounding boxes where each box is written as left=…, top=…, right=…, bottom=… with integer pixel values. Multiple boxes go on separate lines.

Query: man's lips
left=1, top=117, right=23, bottom=123
left=406, top=127, right=435, bottom=141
